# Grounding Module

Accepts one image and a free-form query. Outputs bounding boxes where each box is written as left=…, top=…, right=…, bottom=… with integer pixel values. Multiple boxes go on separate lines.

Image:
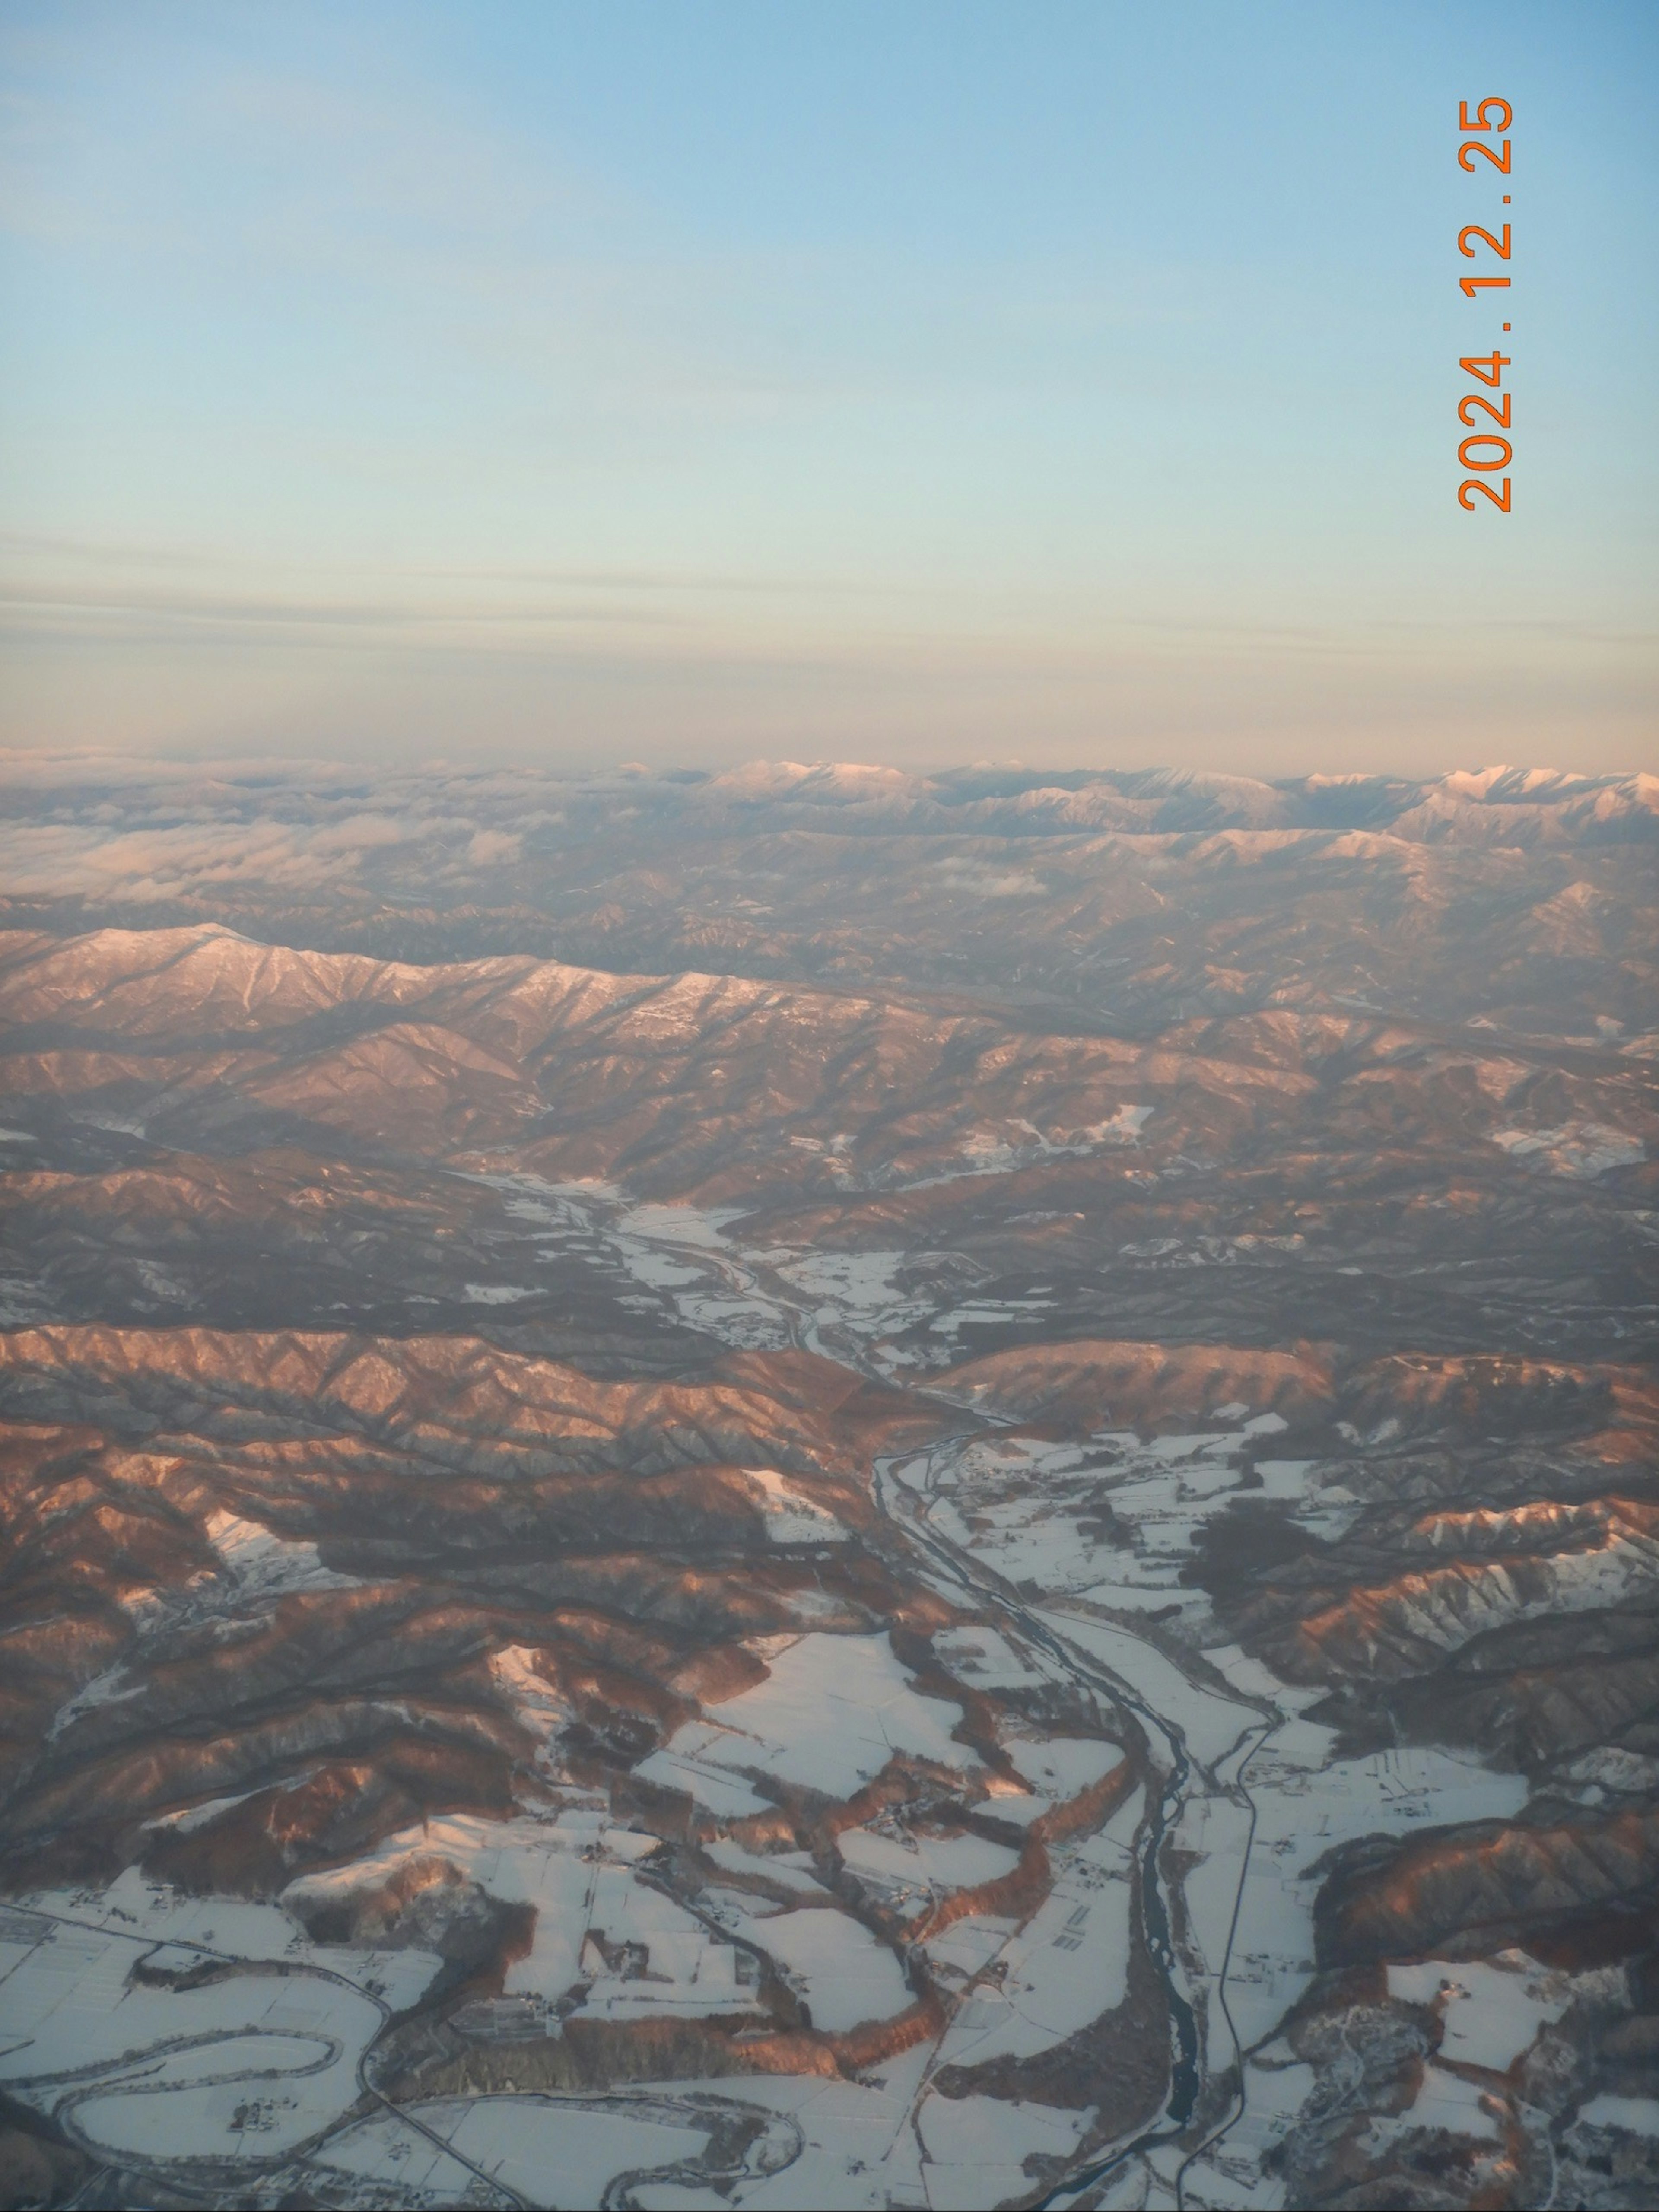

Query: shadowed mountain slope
left=0, top=760, right=1653, bottom=2211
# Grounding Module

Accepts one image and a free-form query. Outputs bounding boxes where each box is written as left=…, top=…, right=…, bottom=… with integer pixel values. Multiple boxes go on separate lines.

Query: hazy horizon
left=3, top=0, right=1656, bottom=774
left=1, top=21, right=1654, bottom=2198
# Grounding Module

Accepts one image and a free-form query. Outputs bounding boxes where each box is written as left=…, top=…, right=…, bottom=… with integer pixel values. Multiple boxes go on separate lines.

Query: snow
left=618, top=1202, right=740, bottom=1249
left=1386, top=1954, right=1568, bottom=2071
left=1183, top=2040, right=1312, bottom=2208
left=838, top=1826, right=1020, bottom=1894
left=931, top=1625, right=1046, bottom=1689
left=923, top=1914, right=1021, bottom=1985
left=1041, top=1611, right=1259, bottom=1770
left=1004, top=1735, right=1124, bottom=1799
left=883, top=1410, right=1544, bottom=2195
left=702, top=1838, right=831, bottom=1897
left=47, top=1660, right=145, bottom=1740
left=977, top=1786, right=1053, bottom=1830
left=645, top=1634, right=976, bottom=1806
left=949, top=1106, right=1153, bottom=1179
left=576, top=1861, right=757, bottom=2022
left=769, top=1249, right=934, bottom=1350
left=932, top=1817, right=1136, bottom=2067
left=491, top=1644, right=573, bottom=1762
left=704, top=1902, right=912, bottom=2031
left=874, top=1411, right=1544, bottom=2202
left=907, top=1425, right=1364, bottom=1622
left=1202, top=1643, right=1296, bottom=1701
left=744, top=1466, right=848, bottom=1545
left=0, top=1888, right=403, bottom=2166
left=421, top=2095, right=712, bottom=2209
left=2, top=1115, right=1600, bottom=2202
left=607, top=1198, right=749, bottom=1305
left=1382, top=2064, right=1503, bottom=2141
left=1561, top=1745, right=1659, bottom=1796
left=1578, top=2094, right=1659, bottom=2137
left=284, top=1811, right=754, bottom=2028
left=146, top=1783, right=277, bottom=1835
left=632, top=2050, right=936, bottom=2209
left=635, top=1734, right=775, bottom=1817
left=1324, top=1529, right=1659, bottom=1667
left=204, top=1508, right=359, bottom=1595
left=0, top=1870, right=437, bottom=2008
left=70, top=2028, right=365, bottom=2160
left=1252, top=1459, right=1312, bottom=1498
left=1176, top=1792, right=1256, bottom=1992
left=1251, top=1460, right=1357, bottom=1541
left=1221, top=1738, right=1528, bottom=2050
left=314, top=2107, right=486, bottom=2197
left=1492, top=1121, right=1644, bottom=1177
left=917, top=2093, right=1094, bottom=2209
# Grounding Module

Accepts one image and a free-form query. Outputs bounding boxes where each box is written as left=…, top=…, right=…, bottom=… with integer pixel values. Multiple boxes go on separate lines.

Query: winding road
left=875, top=1445, right=1281, bottom=2210
left=4, top=1181, right=1294, bottom=2210
left=580, top=1185, right=1294, bottom=2209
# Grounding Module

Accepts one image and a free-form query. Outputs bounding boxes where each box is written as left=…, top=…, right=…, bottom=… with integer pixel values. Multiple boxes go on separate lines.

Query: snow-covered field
left=290, top=1805, right=766, bottom=2030
left=932, top=1789, right=1140, bottom=2068
left=458, top=1189, right=1557, bottom=2209
left=0, top=1873, right=433, bottom=2170
left=638, top=1631, right=977, bottom=1810
left=883, top=1417, right=1539, bottom=2211
left=4, top=1173, right=1576, bottom=2210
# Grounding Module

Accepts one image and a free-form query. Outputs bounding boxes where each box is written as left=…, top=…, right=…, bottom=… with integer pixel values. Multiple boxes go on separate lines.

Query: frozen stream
left=491, top=1180, right=1527, bottom=2211
left=480, top=1176, right=1304, bottom=2205
left=3, top=1177, right=1528, bottom=2210
left=0, top=1890, right=807, bottom=2211
left=876, top=1443, right=1276, bottom=2209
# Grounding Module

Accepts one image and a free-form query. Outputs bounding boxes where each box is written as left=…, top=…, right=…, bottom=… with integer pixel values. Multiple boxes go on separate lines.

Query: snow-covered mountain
left=0, top=758, right=1653, bottom=2211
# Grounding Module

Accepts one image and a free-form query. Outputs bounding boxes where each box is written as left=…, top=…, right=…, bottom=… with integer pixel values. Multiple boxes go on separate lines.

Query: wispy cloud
left=0, top=579, right=686, bottom=644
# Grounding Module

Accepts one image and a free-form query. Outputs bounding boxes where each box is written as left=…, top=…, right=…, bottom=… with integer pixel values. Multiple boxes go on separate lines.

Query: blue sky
left=1, top=0, right=1653, bottom=772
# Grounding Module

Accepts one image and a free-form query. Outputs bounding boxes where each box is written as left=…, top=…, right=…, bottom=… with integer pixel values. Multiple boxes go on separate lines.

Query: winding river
left=9, top=1180, right=1287, bottom=2210
left=557, top=1179, right=1285, bottom=2207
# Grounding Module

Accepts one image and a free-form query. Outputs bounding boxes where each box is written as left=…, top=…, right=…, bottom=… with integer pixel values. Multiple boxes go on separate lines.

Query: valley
left=0, top=759, right=1654, bottom=2210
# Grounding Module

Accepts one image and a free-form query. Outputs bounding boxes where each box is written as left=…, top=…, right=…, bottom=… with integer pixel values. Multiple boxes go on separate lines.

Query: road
left=574, top=1184, right=1291, bottom=2209
left=0, top=1898, right=528, bottom=2209
left=875, top=1445, right=1280, bottom=2210
left=9, top=1180, right=1290, bottom=2210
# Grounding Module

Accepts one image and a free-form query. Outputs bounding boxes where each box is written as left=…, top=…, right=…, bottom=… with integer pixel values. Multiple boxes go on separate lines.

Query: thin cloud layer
left=1, top=756, right=1653, bottom=911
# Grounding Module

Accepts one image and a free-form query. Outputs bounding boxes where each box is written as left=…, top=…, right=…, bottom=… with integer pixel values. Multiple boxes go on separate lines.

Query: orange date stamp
left=1458, top=96, right=1512, bottom=510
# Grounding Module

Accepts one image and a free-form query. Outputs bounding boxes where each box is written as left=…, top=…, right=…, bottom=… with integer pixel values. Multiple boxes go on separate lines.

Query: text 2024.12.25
left=1458, top=96, right=1512, bottom=512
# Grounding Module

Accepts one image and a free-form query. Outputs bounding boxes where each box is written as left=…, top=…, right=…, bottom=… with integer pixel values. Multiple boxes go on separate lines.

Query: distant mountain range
left=0, top=758, right=1653, bottom=2211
